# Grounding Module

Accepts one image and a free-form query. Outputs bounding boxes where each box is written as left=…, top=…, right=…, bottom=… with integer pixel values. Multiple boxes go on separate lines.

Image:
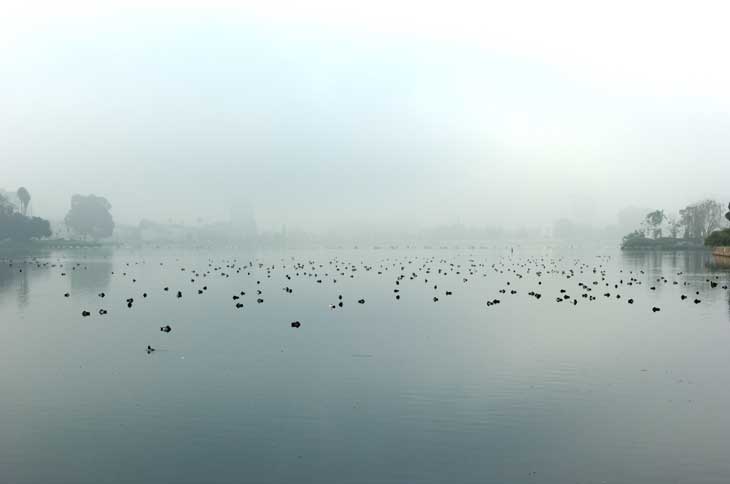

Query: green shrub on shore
left=705, top=229, right=730, bottom=247
left=621, top=231, right=705, bottom=250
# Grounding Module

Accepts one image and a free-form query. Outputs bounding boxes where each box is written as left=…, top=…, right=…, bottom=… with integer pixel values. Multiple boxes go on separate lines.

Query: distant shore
left=0, top=239, right=106, bottom=250
left=620, top=237, right=706, bottom=251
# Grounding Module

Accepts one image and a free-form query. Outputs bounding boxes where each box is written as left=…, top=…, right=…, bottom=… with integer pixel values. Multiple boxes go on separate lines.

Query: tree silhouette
left=16, top=187, right=30, bottom=215
left=64, top=194, right=115, bottom=240
left=0, top=193, right=14, bottom=216
left=0, top=213, right=51, bottom=241
left=679, top=200, right=724, bottom=239
left=644, top=209, right=666, bottom=238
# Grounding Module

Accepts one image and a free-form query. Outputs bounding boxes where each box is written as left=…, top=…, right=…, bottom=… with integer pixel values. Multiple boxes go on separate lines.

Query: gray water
left=2, top=246, right=730, bottom=484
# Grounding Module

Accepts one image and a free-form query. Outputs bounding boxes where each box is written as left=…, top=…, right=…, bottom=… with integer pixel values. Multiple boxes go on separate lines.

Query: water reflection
left=619, top=249, right=730, bottom=276
left=710, top=254, right=730, bottom=270
left=4, top=247, right=730, bottom=484
left=621, top=249, right=730, bottom=315
left=0, top=249, right=115, bottom=307
left=0, top=257, right=49, bottom=309
left=68, top=253, right=114, bottom=294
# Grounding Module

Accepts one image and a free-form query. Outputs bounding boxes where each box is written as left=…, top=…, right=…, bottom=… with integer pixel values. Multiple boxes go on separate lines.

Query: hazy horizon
left=3, top=1, right=729, bottom=232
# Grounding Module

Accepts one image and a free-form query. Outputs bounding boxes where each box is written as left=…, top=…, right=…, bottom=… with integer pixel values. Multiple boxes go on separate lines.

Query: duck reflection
left=0, top=250, right=115, bottom=307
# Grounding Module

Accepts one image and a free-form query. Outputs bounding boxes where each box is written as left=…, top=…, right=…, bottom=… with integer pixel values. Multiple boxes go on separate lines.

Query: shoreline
left=712, top=246, right=730, bottom=257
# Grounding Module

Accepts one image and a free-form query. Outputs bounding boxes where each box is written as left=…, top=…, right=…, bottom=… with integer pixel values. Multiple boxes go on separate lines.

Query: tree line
left=0, top=188, right=115, bottom=242
left=0, top=187, right=51, bottom=241
left=625, top=199, right=729, bottom=242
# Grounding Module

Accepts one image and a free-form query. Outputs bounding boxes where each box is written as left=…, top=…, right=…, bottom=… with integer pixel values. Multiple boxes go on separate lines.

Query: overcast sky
left=2, top=1, right=729, bottom=231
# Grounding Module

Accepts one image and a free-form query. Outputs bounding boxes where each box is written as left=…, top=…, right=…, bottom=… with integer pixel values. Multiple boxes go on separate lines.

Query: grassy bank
left=621, top=236, right=706, bottom=251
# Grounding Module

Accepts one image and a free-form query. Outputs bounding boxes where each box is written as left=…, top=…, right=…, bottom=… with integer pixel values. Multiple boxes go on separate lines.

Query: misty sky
left=2, top=1, right=729, bottom=232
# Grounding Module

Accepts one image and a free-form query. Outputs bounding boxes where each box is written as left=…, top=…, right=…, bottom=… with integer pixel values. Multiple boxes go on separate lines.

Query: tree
left=64, top=194, right=115, bottom=239
left=0, top=193, right=14, bottom=216
left=726, top=202, right=730, bottom=223
left=0, top=212, right=51, bottom=241
left=16, top=187, right=30, bottom=215
left=622, top=229, right=646, bottom=246
left=706, top=228, right=730, bottom=247
left=644, top=210, right=666, bottom=238
left=667, top=214, right=681, bottom=238
left=679, top=199, right=724, bottom=240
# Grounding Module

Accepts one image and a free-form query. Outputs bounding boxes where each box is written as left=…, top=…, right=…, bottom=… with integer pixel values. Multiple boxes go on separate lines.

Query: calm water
left=2, top=246, right=730, bottom=484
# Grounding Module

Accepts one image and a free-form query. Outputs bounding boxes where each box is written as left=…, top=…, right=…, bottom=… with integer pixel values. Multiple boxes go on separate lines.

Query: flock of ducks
left=2, top=250, right=729, bottom=355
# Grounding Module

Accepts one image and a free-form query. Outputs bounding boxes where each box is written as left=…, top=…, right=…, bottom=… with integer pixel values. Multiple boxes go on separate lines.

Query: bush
left=0, top=213, right=52, bottom=241
left=621, top=230, right=647, bottom=247
left=622, top=231, right=705, bottom=250
left=705, top=229, right=730, bottom=247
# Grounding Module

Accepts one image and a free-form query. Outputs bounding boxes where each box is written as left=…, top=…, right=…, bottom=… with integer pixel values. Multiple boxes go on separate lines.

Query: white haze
left=2, top=0, right=729, bottom=233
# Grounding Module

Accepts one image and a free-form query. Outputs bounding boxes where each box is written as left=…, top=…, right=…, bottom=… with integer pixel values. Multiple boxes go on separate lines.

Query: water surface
left=2, top=246, right=729, bottom=484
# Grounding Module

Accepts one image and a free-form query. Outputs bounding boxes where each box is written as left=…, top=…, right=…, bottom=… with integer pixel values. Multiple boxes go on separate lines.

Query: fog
left=2, top=1, right=730, bottom=235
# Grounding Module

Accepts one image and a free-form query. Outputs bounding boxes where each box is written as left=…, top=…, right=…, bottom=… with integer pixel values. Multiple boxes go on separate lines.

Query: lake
left=2, top=245, right=730, bottom=484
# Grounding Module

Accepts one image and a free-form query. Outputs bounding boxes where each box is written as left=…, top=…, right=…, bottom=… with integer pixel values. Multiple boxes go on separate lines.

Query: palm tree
left=16, top=187, right=30, bottom=215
